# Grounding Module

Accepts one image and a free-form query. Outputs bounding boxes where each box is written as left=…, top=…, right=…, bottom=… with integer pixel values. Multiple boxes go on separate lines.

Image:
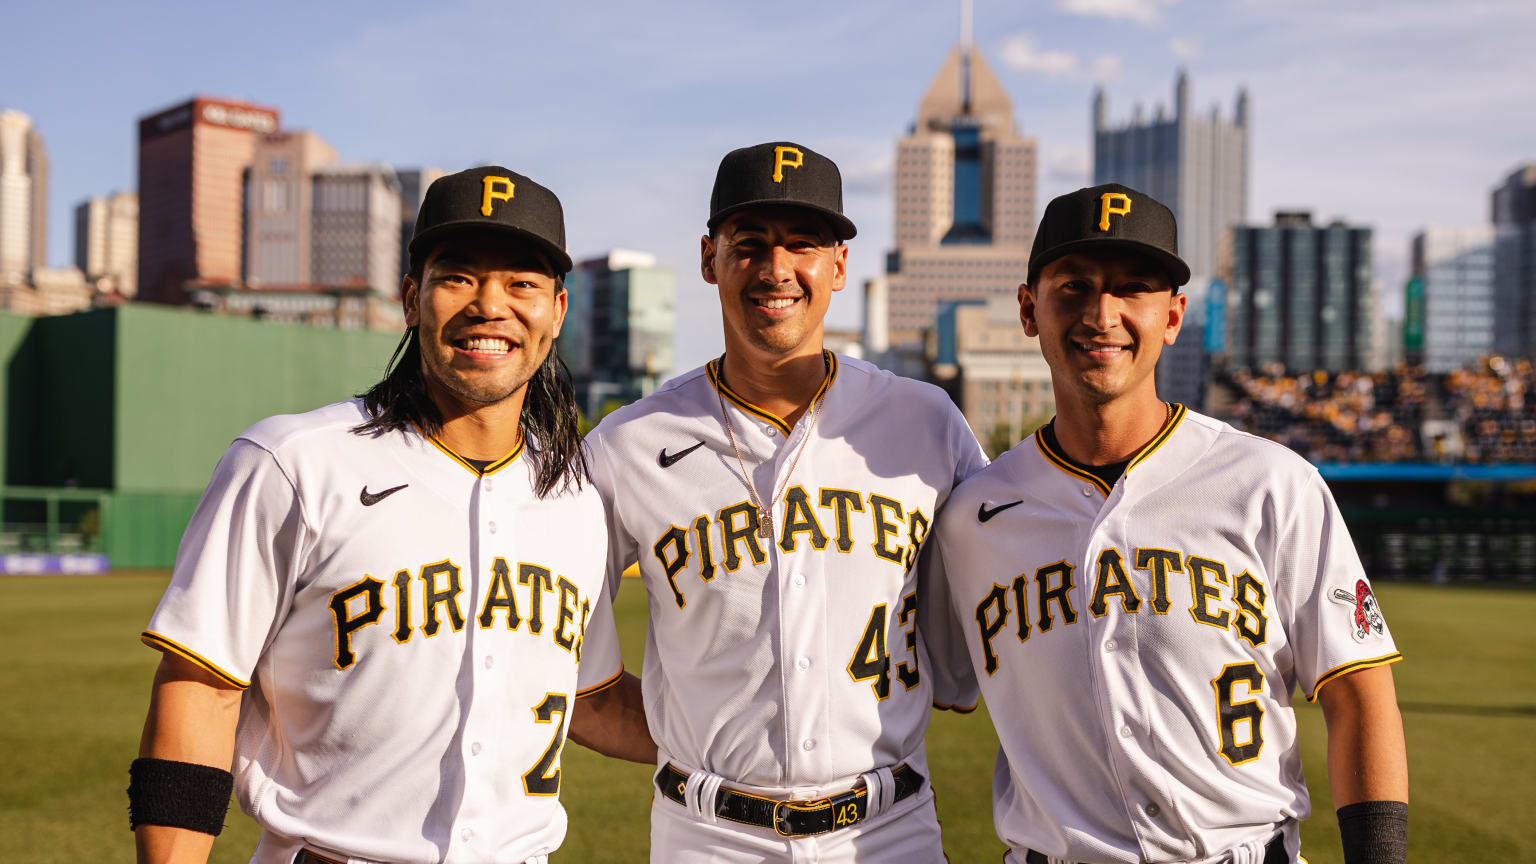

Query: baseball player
left=928, top=184, right=1409, bottom=864
left=129, top=166, right=652, bottom=864
left=575, top=142, right=987, bottom=862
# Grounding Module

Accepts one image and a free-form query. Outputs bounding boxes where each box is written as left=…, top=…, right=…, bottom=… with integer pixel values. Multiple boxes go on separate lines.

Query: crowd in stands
left=1216, top=356, right=1536, bottom=464
left=1442, top=356, right=1536, bottom=463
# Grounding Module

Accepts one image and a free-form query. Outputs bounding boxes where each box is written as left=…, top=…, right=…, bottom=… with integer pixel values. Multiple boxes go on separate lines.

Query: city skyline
left=5, top=0, right=1534, bottom=372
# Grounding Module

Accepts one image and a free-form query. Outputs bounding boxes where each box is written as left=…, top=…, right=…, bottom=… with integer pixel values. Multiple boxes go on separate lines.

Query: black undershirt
left=1041, top=420, right=1133, bottom=489
left=462, top=457, right=495, bottom=474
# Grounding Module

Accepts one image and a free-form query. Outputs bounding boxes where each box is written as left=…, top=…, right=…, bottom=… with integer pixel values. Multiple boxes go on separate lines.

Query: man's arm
left=134, top=653, right=244, bottom=864
left=569, top=672, right=656, bottom=764
left=1318, top=664, right=1409, bottom=863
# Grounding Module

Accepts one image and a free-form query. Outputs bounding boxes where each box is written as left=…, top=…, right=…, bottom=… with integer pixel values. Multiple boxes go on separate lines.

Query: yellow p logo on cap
left=773, top=146, right=803, bottom=183
left=481, top=176, right=516, bottom=216
left=1098, top=192, right=1131, bottom=231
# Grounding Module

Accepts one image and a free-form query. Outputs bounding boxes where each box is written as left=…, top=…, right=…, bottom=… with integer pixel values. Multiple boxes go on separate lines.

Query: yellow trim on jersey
left=1033, top=403, right=1188, bottom=495
left=140, top=631, right=251, bottom=689
left=706, top=351, right=838, bottom=436
left=1305, top=652, right=1403, bottom=703
left=1034, top=429, right=1113, bottom=496
left=933, top=699, right=979, bottom=714
left=421, top=428, right=525, bottom=476
left=575, top=665, right=626, bottom=698
left=1126, top=403, right=1187, bottom=473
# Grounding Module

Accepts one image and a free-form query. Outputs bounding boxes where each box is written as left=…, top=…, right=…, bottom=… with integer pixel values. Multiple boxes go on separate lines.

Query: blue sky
left=6, top=0, right=1533, bottom=372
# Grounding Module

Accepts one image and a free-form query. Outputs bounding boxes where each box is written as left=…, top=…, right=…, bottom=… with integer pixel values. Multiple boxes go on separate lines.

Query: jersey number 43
left=847, top=593, right=921, bottom=700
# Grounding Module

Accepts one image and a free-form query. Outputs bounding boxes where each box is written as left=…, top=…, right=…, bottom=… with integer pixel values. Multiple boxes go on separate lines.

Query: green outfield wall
left=3, top=305, right=404, bottom=567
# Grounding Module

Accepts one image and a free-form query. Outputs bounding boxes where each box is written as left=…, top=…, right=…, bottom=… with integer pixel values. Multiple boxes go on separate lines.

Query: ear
left=1163, top=290, right=1188, bottom=346
left=700, top=233, right=719, bottom=285
left=1017, top=282, right=1040, bottom=338
left=830, top=242, right=848, bottom=293
left=403, top=275, right=420, bottom=327
left=551, top=285, right=569, bottom=339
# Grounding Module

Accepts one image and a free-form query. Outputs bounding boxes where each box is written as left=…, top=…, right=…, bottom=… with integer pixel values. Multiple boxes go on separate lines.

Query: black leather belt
left=655, top=762, right=925, bottom=837
left=1024, top=831, right=1287, bottom=864
left=293, top=851, right=347, bottom=864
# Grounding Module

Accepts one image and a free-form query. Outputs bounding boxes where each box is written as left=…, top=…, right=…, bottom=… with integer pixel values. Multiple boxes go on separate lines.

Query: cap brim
left=707, top=200, right=857, bottom=241
left=408, top=220, right=573, bottom=274
left=1028, top=237, right=1190, bottom=288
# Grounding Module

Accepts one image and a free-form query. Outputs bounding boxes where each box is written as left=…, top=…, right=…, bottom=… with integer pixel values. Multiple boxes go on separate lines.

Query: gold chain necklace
left=715, top=358, right=829, bottom=540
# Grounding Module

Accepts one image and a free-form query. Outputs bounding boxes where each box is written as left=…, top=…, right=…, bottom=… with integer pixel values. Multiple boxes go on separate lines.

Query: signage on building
left=200, top=102, right=278, bottom=134
left=1403, top=276, right=1425, bottom=355
left=1203, top=278, right=1226, bottom=353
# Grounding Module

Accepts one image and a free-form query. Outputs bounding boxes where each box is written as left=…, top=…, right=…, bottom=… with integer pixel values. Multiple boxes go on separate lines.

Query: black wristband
left=1337, top=800, right=1408, bottom=864
left=127, top=757, right=234, bottom=836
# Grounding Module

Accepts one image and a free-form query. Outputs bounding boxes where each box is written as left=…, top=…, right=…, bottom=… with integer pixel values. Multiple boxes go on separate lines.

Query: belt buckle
left=772, top=799, right=794, bottom=837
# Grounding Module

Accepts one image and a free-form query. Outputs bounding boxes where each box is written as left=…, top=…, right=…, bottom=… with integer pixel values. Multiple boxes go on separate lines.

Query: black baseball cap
left=1028, top=183, right=1190, bottom=288
left=409, top=165, right=572, bottom=274
left=708, top=142, right=857, bottom=241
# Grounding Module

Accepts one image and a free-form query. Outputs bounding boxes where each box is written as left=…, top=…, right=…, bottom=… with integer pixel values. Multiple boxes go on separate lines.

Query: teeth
left=463, top=337, right=510, bottom=354
left=758, top=298, right=797, bottom=309
left=1076, top=341, right=1125, bottom=352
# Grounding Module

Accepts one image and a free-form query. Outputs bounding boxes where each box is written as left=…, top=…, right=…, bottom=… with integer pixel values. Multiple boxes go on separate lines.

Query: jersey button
left=1119, top=725, right=1133, bottom=738
left=488, top=521, right=497, bottom=533
left=1082, top=487, right=1093, bottom=497
left=471, top=741, right=482, bottom=756
left=792, top=574, right=806, bottom=588
left=484, top=479, right=493, bottom=492
left=797, top=657, right=811, bottom=670
left=765, top=425, right=777, bottom=437
left=802, top=738, right=815, bottom=751
left=460, top=828, right=474, bottom=842
left=1104, top=640, right=1117, bottom=652
left=484, top=655, right=494, bottom=669
left=1145, top=802, right=1161, bottom=818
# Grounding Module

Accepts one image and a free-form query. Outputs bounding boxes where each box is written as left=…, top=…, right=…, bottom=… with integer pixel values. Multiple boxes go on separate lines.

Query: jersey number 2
left=847, top=593, right=921, bottom=700
left=1212, top=663, right=1264, bottom=765
left=523, top=693, right=569, bottom=796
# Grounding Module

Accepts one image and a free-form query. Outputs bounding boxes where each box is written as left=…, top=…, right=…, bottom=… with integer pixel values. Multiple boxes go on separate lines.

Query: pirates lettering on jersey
left=973, top=546, right=1272, bottom=676
left=647, top=487, right=929, bottom=609
left=329, top=556, right=594, bottom=670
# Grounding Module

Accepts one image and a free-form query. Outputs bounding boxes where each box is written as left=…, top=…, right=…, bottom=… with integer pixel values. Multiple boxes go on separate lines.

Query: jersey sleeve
left=574, top=432, right=633, bottom=693
left=1275, top=471, right=1402, bottom=702
left=142, top=438, right=307, bottom=688
left=919, top=528, right=981, bottom=712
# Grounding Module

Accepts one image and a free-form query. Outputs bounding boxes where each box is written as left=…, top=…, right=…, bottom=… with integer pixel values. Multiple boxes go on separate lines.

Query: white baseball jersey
left=578, top=352, right=987, bottom=791
left=143, top=399, right=618, bottom=864
left=930, top=406, right=1402, bottom=864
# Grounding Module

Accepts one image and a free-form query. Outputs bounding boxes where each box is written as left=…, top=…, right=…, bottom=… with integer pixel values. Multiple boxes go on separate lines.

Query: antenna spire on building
left=960, top=0, right=973, bottom=114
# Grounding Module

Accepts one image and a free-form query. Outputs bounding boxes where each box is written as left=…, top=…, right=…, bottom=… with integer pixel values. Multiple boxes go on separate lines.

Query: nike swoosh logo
left=360, top=484, right=409, bottom=506
left=658, top=441, right=706, bottom=468
left=978, top=500, right=1024, bottom=523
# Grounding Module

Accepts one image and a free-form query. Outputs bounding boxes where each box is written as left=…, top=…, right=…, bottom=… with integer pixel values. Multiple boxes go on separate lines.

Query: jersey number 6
left=847, top=593, right=921, bottom=700
left=1212, top=663, right=1265, bottom=765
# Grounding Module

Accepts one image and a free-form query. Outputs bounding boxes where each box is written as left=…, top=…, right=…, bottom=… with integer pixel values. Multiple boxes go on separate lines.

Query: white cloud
left=998, top=33, right=1122, bottom=81
left=1055, top=0, right=1177, bottom=24
left=1047, top=149, right=1091, bottom=182
left=997, top=33, right=1079, bottom=77
left=1169, top=37, right=1199, bottom=60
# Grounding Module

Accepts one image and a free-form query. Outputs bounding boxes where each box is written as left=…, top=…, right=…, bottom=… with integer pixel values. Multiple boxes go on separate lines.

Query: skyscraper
left=884, top=35, right=1036, bottom=348
left=562, top=249, right=676, bottom=417
left=397, top=168, right=445, bottom=277
left=1412, top=227, right=1495, bottom=373
left=310, top=164, right=404, bottom=297
left=244, top=130, right=336, bottom=286
left=74, top=191, right=139, bottom=296
left=1492, top=163, right=1536, bottom=358
left=1093, top=71, right=1249, bottom=286
left=0, top=109, right=48, bottom=280
left=1228, top=211, right=1374, bottom=373
left=137, top=96, right=280, bottom=304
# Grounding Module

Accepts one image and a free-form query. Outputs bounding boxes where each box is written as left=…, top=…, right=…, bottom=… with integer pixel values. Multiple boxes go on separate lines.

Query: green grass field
left=2, top=577, right=1531, bottom=863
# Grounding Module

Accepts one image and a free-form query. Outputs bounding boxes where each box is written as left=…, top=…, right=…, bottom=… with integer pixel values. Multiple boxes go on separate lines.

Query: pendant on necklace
left=757, top=510, right=775, bottom=540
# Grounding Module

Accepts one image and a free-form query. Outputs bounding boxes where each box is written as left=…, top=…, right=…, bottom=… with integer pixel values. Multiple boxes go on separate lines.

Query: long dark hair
left=352, top=295, right=587, bottom=498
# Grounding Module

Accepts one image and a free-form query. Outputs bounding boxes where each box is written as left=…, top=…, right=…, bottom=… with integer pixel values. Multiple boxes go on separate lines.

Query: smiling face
left=701, top=205, right=847, bottom=360
left=403, top=229, right=566, bottom=412
left=1020, top=251, right=1186, bottom=409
